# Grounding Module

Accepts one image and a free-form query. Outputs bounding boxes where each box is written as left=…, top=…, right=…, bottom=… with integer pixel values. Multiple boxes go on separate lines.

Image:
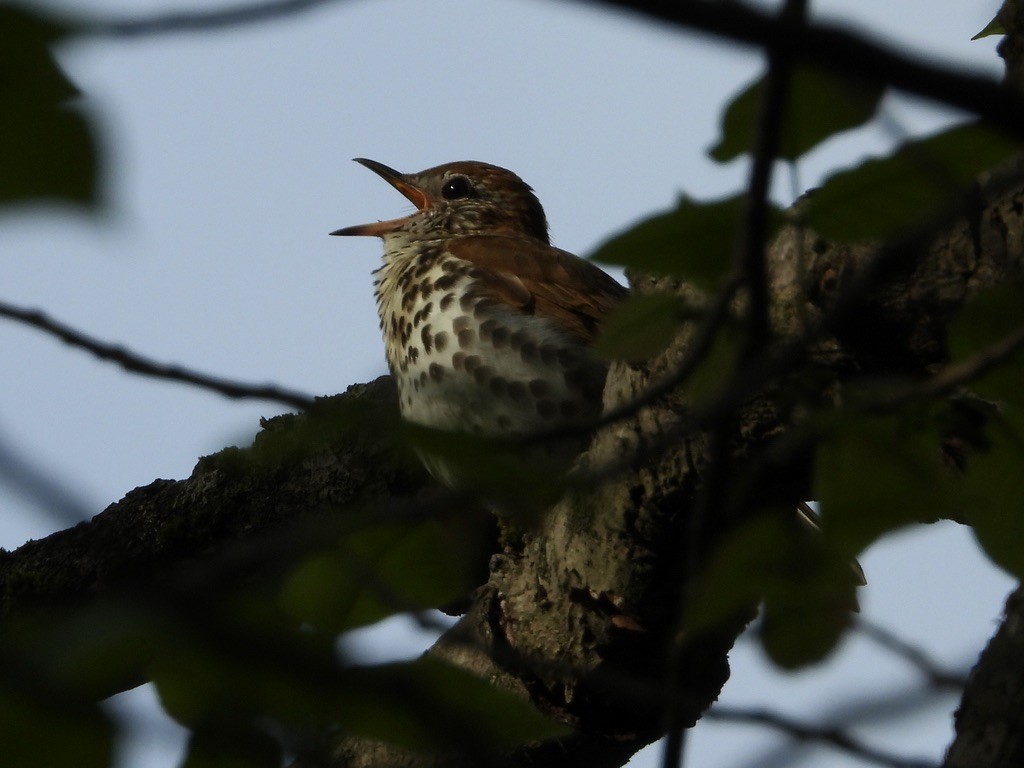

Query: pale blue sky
left=1, top=1, right=1010, bottom=767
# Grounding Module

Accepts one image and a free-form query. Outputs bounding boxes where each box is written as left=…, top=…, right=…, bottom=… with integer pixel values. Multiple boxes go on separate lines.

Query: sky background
left=1, top=0, right=1013, bottom=766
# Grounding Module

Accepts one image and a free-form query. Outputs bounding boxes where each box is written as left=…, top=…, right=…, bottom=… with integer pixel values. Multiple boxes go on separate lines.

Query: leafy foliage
left=973, top=15, right=1006, bottom=39
left=948, top=282, right=1024, bottom=577
left=0, top=676, right=113, bottom=768
left=593, top=292, right=694, bottom=362
left=949, top=280, right=1024, bottom=403
left=687, top=513, right=857, bottom=668
left=710, top=64, right=883, bottom=163
left=815, top=409, right=961, bottom=558
left=5, top=1, right=1024, bottom=765
left=591, top=194, right=783, bottom=289
left=0, top=5, right=99, bottom=209
left=280, top=517, right=476, bottom=633
left=3, top=504, right=556, bottom=765
left=805, top=121, right=1020, bottom=241
left=962, top=414, right=1024, bottom=579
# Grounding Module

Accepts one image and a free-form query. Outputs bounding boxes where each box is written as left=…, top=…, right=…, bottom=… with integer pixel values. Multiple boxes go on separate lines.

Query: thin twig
left=735, top=0, right=805, bottom=355
left=0, top=300, right=316, bottom=412
left=80, top=0, right=340, bottom=36
left=849, top=324, right=1024, bottom=415
left=922, top=326, right=1024, bottom=398
left=70, top=0, right=1024, bottom=139
left=663, top=9, right=805, bottom=766
left=556, top=272, right=743, bottom=447
left=584, top=162, right=1024, bottom=487
left=642, top=278, right=739, bottom=768
left=856, top=618, right=969, bottom=689
left=708, top=705, right=939, bottom=768
left=586, top=0, right=1024, bottom=139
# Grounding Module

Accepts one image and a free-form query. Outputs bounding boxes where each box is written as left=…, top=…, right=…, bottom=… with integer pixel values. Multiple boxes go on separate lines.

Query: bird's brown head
left=331, top=159, right=550, bottom=244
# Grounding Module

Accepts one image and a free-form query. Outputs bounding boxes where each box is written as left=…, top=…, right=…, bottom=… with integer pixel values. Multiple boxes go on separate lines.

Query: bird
left=331, top=159, right=628, bottom=495
left=330, top=159, right=864, bottom=597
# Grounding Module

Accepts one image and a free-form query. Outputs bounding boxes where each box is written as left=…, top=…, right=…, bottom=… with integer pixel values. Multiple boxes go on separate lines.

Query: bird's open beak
left=330, top=158, right=433, bottom=237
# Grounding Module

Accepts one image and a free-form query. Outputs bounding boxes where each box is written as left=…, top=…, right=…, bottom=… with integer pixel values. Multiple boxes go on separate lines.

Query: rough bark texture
left=2, top=4, right=1024, bottom=768
left=940, top=3, right=1024, bottom=767
left=944, top=586, right=1024, bottom=768
left=0, top=378, right=427, bottom=624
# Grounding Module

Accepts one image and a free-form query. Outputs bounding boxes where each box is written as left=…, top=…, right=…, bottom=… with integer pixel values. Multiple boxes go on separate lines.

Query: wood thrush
left=332, top=159, right=627, bottom=493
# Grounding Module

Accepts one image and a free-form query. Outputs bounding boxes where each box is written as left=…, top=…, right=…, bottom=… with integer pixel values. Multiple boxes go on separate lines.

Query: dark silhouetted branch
left=81, top=0, right=341, bottom=36
left=710, top=705, right=939, bottom=768
left=858, top=619, right=970, bottom=690
left=587, top=0, right=1022, bottom=138
left=0, top=300, right=316, bottom=411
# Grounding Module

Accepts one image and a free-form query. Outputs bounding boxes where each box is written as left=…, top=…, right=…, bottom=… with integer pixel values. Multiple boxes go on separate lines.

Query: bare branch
left=67, top=0, right=1023, bottom=144
left=80, top=0, right=343, bottom=37
left=0, top=299, right=316, bottom=411
left=586, top=0, right=1024, bottom=138
left=709, top=705, right=939, bottom=768
left=857, top=618, right=970, bottom=690
left=922, top=326, right=1024, bottom=398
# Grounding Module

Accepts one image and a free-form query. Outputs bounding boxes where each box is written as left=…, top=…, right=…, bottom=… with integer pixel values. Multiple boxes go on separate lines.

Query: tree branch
left=0, top=377, right=412, bottom=621
left=585, top=0, right=1024, bottom=138
left=0, top=299, right=316, bottom=411
left=857, top=619, right=969, bottom=690
left=80, top=0, right=343, bottom=37
left=68, top=0, right=1024, bottom=141
left=710, top=705, right=938, bottom=768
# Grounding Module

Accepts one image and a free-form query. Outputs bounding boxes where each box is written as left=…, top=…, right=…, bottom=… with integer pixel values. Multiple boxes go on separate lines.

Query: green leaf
left=710, top=65, right=883, bottom=162
left=151, top=616, right=342, bottom=730
left=181, top=725, right=281, bottom=768
left=0, top=6, right=77, bottom=102
left=805, top=121, right=1020, bottom=241
left=684, top=320, right=741, bottom=406
left=591, top=194, right=783, bottom=288
left=157, top=647, right=566, bottom=755
left=0, top=5, right=99, bottom=208
left=280, top=517, right=476, bottom=633
left=972, top=16, right=1005, bottom=40
left=39, top=602, right=160, bottom=699
left=964, top=414, right=1024, bottom=578
left=594, top=294, right=742, bottom=401
left=339, top=658, right=568, bottom=751
left=0, top=679, right=113, bottom=768
left=948, top=280, right=1024, bottom=403
left=400, top=423, right=574, bottom=518
left=593, top=292, right=692, bottom=362
left=686, top=514, right=856, bottom=668
left=949, top=281, right=1024, bottom=356
left=814, top=412, right=960, bottom=557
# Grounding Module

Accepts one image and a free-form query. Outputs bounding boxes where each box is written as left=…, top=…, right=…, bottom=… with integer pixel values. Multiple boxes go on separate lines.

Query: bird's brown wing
left=446, top=235, right=628, bottom=345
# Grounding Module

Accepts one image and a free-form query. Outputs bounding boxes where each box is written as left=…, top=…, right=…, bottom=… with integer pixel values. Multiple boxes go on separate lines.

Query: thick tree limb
left=0, top=377, right=418, bottom=621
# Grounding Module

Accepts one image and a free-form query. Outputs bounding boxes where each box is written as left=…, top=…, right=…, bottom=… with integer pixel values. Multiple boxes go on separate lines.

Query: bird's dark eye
left=441, top=176, right=473, bottom=200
